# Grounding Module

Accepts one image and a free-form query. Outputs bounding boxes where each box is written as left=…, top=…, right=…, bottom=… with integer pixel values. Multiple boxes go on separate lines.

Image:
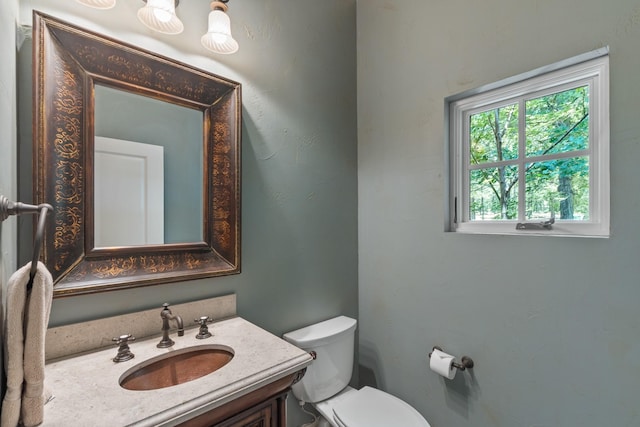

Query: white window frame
left=447, top=49, right=610, bottom=237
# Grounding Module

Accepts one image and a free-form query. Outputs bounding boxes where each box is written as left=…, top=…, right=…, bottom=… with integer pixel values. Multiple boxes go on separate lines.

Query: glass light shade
left=201, top=10, right=239, bottom=55
left=137, top=0, right=184, bottom=35
left=76, top=0, right=116, bottom=9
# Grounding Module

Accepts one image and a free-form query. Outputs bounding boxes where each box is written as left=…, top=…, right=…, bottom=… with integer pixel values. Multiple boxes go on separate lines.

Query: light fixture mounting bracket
left=210, top=1, right=229, bottom=11
left=142, top=0, right=179, bottom=5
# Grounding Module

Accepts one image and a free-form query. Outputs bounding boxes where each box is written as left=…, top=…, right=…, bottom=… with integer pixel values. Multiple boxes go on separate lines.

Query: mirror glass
left=94, top=85, right=204, bottom=247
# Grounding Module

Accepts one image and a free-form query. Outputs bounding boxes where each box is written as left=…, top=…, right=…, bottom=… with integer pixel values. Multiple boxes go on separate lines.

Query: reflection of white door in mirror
left=94, top=136, right=164, bottom=248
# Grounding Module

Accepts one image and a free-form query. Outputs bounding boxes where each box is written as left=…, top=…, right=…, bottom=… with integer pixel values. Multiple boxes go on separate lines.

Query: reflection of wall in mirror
left=94, top=137, right=164, bottom=247
left=94, top=85, right=204, bottom=244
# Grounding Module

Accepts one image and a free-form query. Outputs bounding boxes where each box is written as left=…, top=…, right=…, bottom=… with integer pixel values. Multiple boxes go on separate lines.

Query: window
left=448, top=50, right=610, bottom=237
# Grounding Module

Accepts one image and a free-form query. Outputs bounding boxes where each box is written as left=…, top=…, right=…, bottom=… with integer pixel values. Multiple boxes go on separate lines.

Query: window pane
left=469, top=104, right=518, bottom=165
left=525, top=157, right=589, bottom=221
left=469, top=166, right=518, bottom=220
left=525, top=86, right=589, bottom=157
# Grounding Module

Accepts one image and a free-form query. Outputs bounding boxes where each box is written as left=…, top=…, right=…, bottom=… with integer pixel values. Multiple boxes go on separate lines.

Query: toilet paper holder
left=428, top=346, right=475, bottom=371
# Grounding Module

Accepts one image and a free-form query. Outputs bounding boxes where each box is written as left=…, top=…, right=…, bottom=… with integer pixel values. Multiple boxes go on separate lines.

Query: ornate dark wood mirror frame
left=33, top=12, right=241, bottom=297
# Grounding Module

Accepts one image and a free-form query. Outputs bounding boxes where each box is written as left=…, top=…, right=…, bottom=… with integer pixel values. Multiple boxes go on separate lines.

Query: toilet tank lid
left=283, top=316, right=357, bottom=347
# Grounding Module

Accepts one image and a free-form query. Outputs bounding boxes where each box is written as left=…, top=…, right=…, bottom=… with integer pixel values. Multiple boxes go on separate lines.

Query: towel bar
left=1, top=195, right=53, bottom=289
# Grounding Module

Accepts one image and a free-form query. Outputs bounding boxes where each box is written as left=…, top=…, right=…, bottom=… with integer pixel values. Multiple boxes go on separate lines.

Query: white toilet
left=284, top=316, right=431, bottom=427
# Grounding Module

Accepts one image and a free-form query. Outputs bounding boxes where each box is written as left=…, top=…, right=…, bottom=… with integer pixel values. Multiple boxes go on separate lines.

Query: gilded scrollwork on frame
left=34, top=12, right=241, bottom=297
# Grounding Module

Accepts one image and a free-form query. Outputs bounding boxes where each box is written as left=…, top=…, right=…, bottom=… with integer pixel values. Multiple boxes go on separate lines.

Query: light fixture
left=137, top=0, right=184, bottom=35
left=79, top=0, right=239, bottom=55
left=76, top=0, right=116, bottom=9
left=201, top=1, right=239, bottom=55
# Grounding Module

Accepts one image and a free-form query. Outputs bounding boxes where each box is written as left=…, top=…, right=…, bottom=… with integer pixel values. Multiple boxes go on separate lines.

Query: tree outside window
left=468, top=86, right=590, bottom=222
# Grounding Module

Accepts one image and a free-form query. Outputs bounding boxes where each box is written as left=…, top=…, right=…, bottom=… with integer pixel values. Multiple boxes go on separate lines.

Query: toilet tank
left=283, top=316, right=357, bottom=403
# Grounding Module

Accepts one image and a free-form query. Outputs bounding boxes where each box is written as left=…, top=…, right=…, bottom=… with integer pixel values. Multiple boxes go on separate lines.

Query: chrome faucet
left=157, top=303, right=184, bottom=348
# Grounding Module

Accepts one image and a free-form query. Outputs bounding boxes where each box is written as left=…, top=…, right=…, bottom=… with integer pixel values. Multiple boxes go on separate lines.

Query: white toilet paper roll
left=429, top=348, right=457, bottom=379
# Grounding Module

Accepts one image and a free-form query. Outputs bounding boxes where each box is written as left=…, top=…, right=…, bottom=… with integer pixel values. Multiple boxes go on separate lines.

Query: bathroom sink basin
left=119, top=345, right=234, bottom=391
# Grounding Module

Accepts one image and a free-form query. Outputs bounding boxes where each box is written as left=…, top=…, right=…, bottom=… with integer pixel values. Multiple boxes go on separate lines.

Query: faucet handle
left=194, top=316, right=213, bottom=325
left=112, top=334, right=135, bottom=363
left=194, top=316, right=213, bottom=339
left=113, top=334, right=135, bottom=345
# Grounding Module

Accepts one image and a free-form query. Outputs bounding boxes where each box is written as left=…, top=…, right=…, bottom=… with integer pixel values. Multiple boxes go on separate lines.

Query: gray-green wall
left=358, top=1, right=640, bottom=426
left=0, top=0, right=19, bottom=404
left=14, top=1, right=357, bottom=421
left=7, top=0, right=640, bottom=425
left=16, top=0, right=357, bottom=335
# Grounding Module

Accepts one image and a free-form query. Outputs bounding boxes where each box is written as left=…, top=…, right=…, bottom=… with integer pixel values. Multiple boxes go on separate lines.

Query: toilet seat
left=331, top=386, right=430, bottom=427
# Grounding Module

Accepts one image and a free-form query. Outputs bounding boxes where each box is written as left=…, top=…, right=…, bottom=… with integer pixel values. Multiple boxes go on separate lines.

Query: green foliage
left=470, top=103, right=518, bottom=164
left=469, top=86, right=590, bottom=221
left=470, top=166, right=518, bottom=219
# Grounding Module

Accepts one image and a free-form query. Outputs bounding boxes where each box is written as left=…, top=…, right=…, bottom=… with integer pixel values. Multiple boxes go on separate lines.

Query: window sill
left=450, top=222, right=610, bottom=238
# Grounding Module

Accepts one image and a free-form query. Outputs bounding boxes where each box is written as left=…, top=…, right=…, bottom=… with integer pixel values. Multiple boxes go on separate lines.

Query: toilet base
left=301, top=418, right=326, bottom=427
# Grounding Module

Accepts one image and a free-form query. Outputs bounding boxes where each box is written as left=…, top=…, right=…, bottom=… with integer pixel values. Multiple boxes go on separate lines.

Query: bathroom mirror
left=33, top=12, right=241, bottom=296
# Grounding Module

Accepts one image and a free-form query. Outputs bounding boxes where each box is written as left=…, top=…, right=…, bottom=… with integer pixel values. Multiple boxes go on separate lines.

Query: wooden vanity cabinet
left=215, top=393, right=281, bottom=427
left=177, top=370, right=305, bottom=427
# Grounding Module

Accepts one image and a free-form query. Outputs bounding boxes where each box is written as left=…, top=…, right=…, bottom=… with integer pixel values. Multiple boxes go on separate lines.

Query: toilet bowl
left=283, top=316, right=431, bottom=427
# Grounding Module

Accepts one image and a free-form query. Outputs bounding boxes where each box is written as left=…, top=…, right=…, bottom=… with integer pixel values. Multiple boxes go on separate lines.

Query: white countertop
left=42, top=316, right=313, bottom=426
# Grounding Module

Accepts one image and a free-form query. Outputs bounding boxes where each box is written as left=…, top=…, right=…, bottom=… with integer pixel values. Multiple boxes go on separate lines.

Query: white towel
left=1, top=261, right=53, bottom=427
